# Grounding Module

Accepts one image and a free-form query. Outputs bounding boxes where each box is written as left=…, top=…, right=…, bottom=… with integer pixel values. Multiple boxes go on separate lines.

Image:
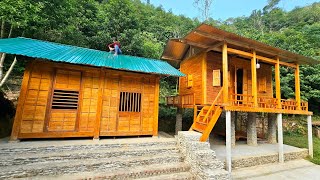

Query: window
left=259, top=76, right=267, bottom=92
left=52, top=89, right=79, bottom=109
left=187, top=74, right=193, bottom=88
left=212, top=70, right=221, bottom=86
left=119, top=92, right=141, bottom=112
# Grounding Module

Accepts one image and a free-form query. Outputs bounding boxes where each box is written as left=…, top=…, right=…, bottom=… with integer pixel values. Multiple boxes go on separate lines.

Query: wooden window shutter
left=187, top=74, right=193, bottom=88
left=52, top=89, right=79, bottom=109
left=258, top=76, right=267, bottom=92
left=212, top=70, right=221, bottom=86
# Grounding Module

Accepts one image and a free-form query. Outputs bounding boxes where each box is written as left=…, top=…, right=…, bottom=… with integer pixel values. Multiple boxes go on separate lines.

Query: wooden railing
left=228, top=94, right=308, bottom=112
left=281, top=99, right=297, bottom=110
left=166, top=93, right=195, bottom=107
left=258, top=97, right=278, bottom=109
left=229, top=93, right=254, bottom=107
left=199, top=89, right=223, bottom=124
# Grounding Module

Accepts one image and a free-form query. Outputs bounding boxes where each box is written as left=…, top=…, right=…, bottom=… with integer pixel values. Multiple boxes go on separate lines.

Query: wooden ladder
left=190, top=89, right=223, bottom=142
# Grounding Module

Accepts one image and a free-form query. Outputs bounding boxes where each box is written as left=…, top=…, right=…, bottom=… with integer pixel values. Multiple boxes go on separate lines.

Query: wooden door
left=47, top=69, right=81, bottom=132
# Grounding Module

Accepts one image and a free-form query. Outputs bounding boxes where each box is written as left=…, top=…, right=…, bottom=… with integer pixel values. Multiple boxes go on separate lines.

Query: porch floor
left=209, top=135, right=308, bottom=169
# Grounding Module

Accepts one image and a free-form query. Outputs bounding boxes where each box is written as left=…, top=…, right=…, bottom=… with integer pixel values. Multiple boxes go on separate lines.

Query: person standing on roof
left=108, top=37, right=122, bottom=55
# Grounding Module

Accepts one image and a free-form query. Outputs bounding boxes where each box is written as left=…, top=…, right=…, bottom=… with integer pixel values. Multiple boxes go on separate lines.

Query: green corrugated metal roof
left=0, top=37, right=184, bottom=77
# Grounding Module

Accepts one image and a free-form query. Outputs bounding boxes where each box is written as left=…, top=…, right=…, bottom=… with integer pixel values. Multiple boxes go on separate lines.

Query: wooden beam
left=94, top=69, right=105, bottom=139
left=222, top=42, right=229, bottom=104
left=227, top=48, right=296, bottom=68
left=275, top=57, right=282, bottom=108
left=153, top=76, right=160, bottom=136
left=202, top=53, right=207, bottom=104
left=251, top=50, right=258, bottom=107
left=161, top=56, right=182, bottom=62
left=206, top=41, right=224, bottom=52
left=295, top=64, right=301, bottom=110
left=10, top=62, right=33, bottom=141
left=176, top=39, right=208, bottom=49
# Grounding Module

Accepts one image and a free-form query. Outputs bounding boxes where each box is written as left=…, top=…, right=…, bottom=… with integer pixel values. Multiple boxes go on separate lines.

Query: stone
left=247, top=113, right=258, bottom=146
left=267, top=113, right=277, bottom=144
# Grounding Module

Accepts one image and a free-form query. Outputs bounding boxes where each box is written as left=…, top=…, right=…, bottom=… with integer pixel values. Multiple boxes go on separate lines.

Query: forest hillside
left=0, top=0, right=319, bottom=114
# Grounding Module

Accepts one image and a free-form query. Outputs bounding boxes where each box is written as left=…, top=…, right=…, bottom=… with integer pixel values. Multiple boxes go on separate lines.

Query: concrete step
left=47, top=162, right=193, bottom=180
left=0, top=138, right=177, bottom=156
left=0, top=146, right=179, bottom=167
left=0, top=153, right=184, bottom=179
left=137, top=171, right=195, bottom=180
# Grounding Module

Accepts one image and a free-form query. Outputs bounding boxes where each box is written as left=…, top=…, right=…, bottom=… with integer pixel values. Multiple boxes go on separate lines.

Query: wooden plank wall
left=179, top=52, right=205, bottom=105
left=12, top=60, right=159, bottom=139
left=206, top=52, right=273, bottom=104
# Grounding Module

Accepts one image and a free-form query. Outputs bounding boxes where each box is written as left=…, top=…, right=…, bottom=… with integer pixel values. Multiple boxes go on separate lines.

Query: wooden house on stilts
left=0, top=37, right=184, bottom=140
left=162, top=24, right=318, bottom=172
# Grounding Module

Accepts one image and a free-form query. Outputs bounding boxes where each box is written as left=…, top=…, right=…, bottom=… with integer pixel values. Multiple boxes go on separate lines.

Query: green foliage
left=284, top=133, right=320, bottom=165
left=1, top=0, right=320, bottom=118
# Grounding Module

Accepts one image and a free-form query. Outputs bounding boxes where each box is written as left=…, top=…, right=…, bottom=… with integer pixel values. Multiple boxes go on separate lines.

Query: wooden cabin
left=162, top=24, right=318, bottom=142
left=0, top=37, right=183, bottom=140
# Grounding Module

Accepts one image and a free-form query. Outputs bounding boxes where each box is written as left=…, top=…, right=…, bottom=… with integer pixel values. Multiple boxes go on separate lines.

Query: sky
left=148, top=0, right=319, bottom=20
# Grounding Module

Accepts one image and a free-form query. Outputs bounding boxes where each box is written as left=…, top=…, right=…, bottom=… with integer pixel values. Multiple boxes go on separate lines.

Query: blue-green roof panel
left=0, top=37, right=184, bottom=77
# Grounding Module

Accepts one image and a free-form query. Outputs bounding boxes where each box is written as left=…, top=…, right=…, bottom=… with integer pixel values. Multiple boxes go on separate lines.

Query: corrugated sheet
left=0, top=37, right=184, bottom=77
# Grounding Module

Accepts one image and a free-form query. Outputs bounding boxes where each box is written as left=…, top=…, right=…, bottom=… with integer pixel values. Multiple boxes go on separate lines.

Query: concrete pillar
left=175, top=108, right=183, bottom=135
left=226, top=111, right=232, bottom=173
left=247, top=113, right=257, bottom=146
left=277, top=113, right=284, bottom=163
left=307, top=115, right=313, bottom=158
left=231, top=111, right=236, bottom=147
left=267, top=113, right=277, bottom=144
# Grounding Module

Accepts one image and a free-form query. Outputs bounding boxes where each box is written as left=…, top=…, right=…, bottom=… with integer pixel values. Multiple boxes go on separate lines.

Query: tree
left=0, top=0, right=43, bottom=87
left=194, top=0, right=214, bottom=21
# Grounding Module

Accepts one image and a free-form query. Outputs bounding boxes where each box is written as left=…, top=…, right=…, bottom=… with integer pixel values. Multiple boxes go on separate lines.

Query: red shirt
left=108, top=41, right=121, bottom=48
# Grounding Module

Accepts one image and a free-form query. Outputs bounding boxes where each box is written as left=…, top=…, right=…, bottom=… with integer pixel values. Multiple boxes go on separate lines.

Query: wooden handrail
left=200, top=88, right=223, bottom=124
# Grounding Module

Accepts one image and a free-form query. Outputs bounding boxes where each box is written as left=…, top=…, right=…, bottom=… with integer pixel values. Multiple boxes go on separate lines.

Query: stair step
left=196, top=121, right=208, bottom=125
left=50, top=163, right=192, bottom=180
left=0, top=138, right=177, bottom=156
left=0, top=153, right=184, bottom=179
left=137, top=171, right=195, bottom=180
left=0, top=146, right=179, bottom=167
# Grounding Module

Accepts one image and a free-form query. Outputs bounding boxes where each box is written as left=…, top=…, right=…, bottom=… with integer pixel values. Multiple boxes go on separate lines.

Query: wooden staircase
left=190, top=89, right=223, bottom=142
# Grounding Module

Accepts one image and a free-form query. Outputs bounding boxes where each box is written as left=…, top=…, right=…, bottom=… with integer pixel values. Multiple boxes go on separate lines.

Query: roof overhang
left=161, top=23, right=319, bottom=67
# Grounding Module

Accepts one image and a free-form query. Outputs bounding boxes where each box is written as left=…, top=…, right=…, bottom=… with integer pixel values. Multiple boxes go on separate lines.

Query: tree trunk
left=0, top=53, right=6, bottom=81
left=0, top=19, right=4, bottom=38
left=8, top=24, right=13, bottom=38
left=0, top=57, right=17, bottom=87
left=175, top=108, right=183, bottom=135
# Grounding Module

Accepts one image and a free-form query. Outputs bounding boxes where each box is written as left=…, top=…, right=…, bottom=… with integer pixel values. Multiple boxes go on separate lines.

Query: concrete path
left=232, top=159, right=320, bottom=180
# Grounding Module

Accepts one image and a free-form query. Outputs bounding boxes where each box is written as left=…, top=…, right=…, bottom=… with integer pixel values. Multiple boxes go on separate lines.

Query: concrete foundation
left=175, top=108, right=183, bottom=135
left=247, top=113, right=257, bottom=146
left=267, top=113, right=277, bottom=144
left=231, top=112, right=236, bottom=147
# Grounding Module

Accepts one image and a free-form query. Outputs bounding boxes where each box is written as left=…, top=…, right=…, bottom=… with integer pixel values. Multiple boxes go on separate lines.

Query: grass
left=284, top=132, right=320, bottom=165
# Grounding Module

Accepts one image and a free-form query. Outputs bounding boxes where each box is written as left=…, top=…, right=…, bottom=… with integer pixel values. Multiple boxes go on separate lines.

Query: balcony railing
left=166, top=93, right=308, bottom=113
left=166, top=93, right=195, bottom=107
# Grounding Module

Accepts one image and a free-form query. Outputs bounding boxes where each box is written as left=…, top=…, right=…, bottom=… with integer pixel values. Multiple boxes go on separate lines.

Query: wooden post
left=226, top=111, right=232, bottom=172
left=275, top=57, right=281, bottom=108
left=295, top=64, right=301, bottom=110
left=153, top=76, right=160, bottom=136
left=277, top=113, right=284, bottom=163
left=222, top=42, right=229, bottom=104
left=251, top=50, right=258, bottom=107
left=307, top=115, right=313, bottom=158
left=93, top=69, right=105, bottom=140
left=10, top=62, right=33, bottom=141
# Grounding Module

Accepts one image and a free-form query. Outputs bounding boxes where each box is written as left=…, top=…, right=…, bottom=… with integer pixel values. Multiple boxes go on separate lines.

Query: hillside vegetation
left=0, top=0, right=319, bottom=114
